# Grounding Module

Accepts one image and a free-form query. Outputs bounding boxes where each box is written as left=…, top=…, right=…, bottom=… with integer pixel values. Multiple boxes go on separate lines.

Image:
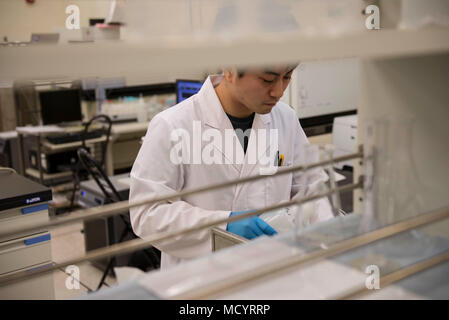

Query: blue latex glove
left=226, top=210, right=277, bottom=240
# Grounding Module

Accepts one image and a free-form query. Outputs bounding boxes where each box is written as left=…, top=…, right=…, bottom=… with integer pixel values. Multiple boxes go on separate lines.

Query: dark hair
left=237, top=64, right=299, bottom=78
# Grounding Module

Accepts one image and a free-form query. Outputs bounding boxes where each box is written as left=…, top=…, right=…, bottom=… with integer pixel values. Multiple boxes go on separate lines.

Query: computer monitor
left=39, top=89, right=83, bottom=125
left=176, top=80, right=203, bottom=103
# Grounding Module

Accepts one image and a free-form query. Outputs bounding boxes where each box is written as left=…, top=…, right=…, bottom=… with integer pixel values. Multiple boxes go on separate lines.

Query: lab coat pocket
left=266, top=161, right=293, bottom=206
left=245, top=174, right=268, bottom=210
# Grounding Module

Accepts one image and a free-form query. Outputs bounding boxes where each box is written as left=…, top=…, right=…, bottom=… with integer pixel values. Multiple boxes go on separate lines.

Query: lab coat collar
left=197, top=75, right=271, bottom=130
left=197, top=75, right=274, bottom=176
left=197, top=75, right=232, bottom=131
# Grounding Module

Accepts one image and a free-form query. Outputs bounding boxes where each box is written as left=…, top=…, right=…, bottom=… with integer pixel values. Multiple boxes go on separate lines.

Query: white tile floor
left=49, top=221, right=117, bottom=300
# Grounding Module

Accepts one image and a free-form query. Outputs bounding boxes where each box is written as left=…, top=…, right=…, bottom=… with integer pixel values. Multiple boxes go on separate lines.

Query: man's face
left=227, top=66, right=295, bottom=115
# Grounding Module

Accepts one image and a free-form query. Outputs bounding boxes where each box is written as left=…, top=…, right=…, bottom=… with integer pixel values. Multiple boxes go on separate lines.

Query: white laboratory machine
left=0, top=171, right=54, bottom=299
left=332, top=114, right=358, bottom=170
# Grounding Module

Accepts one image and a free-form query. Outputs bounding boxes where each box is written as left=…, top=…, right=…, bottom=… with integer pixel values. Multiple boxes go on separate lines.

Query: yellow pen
left=280, top=154, right=284, bottom=166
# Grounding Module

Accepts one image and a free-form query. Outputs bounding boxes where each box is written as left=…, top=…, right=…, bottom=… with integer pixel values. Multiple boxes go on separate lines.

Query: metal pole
left=0, top=181, right=363, bottom=286
left=172, top=205, right=449, bottom=299
left=0, top=150, right=364, bottom=238
left=334, top=249, right=449, bottom=300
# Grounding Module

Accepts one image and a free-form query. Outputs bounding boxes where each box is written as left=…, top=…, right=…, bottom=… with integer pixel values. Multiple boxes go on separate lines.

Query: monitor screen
left=40, top=89, right=83, bottom=125
left=176, top=80, right=203, bottom=103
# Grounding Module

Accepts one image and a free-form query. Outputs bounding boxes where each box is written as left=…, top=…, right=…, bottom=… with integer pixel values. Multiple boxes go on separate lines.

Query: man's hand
left=226, top=210, right=277, bottom=240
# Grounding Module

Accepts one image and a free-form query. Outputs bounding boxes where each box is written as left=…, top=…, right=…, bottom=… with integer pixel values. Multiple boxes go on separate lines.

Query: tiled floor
left=49, top=221, right=117, bottom=300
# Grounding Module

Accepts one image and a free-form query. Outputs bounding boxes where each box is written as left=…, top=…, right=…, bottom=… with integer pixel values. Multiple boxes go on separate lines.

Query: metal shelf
left=1, top=27, right=449, bottom=81
left=41, top=136, right=107, bottom=154
left=25, top=168, right=72, bottom=181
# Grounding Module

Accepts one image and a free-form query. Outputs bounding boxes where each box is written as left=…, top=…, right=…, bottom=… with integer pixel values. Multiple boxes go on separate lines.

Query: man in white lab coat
left=130, top=66, right=333, bottom=269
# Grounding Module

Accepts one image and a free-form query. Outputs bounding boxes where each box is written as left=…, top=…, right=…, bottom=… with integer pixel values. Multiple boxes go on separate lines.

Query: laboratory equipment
left=30, top=33, right=59, bottom=44
left=82, top=77, right=126, bottom=114
left=45, top=130, right=103, bottom=145
left=176, top=80, right=203, bottom=103
left=294, top=144, right=329, bottom=232
left=28, top=148, right=78, bottom=174
left=211, top=227, right=246, bottom=251
left=39, top=88, right=83, bottom=125
left=90, top=24, right=121, bottom=41
left=0, top=149, right=365, bottom=298
left=0, top=171, right=54, bottom=299
left=106, top=0, right=126, bottom=25
left=102, top=83, right=176, bottom=122
left=291, top=58, right=358, bottom=136
left=79, top=173, right=133, bottom=270
left=321, top=144, right=343, bottom=218
left=0, top=131, right=20, bottom=173
left=83, top=207, right=449, bottom=300
left=259, top=207, right=295, bottom=235
left=1, top=5, right=448, bottom=296
left=332, top=114, right=358, bottom=169
left=362, top=116, right=425, bottom=230
left=78, top=173, right=130, bottom=208
left=76, top=151, right=160, bottom=278
left=53, top=27, right=94, bottom=43
left=101, top=99, right=138, bottom=123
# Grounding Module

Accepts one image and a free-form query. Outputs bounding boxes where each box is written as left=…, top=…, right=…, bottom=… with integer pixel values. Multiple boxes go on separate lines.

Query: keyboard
left=46, top=130, right=103, bottom=144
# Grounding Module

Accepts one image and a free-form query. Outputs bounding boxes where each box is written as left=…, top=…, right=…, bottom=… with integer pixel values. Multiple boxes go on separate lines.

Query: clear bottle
left=136, top=94, right=148, bottom=123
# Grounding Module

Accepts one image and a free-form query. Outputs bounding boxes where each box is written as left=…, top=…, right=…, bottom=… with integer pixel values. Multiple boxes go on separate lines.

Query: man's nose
left=269, top=79, right=285, bottom=99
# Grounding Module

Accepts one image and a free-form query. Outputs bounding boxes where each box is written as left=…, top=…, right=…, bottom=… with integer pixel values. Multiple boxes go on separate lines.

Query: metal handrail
left=334, top=249, right=449, bottom=300
left=0, top=180, right=363, bottom=286
left=172, top=205, right=449, bottom=299
left=0, top=150, right=364, bottom=239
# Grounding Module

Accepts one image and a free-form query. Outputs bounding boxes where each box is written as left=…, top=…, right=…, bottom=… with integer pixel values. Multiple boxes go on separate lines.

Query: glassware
left=291, top=144, right=339, bottom=241
left=361, top=115, right=425, bottom=231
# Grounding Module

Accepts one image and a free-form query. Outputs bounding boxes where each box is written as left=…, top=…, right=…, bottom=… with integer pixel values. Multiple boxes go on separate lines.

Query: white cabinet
left=332, top=115, right=358, bottom=170
left=0, top=231, right=54, bottom=300
left=353, top=52, right=449, bottom=215
left=0, top=173, right=55, bottom=299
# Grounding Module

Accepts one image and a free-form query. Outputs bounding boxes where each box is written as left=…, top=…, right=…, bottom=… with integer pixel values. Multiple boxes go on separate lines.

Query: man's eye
left=284, top=77, right=291, bottom=81
left=261, top=78, right=274, bottom=83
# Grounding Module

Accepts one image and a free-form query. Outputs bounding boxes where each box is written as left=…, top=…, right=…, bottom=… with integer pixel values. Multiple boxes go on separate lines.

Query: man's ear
left=222, top=67, right=238, bottom=83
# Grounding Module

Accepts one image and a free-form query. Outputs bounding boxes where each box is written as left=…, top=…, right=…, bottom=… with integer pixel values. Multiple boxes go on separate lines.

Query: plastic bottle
left=136, top=94, right=148, bottom=122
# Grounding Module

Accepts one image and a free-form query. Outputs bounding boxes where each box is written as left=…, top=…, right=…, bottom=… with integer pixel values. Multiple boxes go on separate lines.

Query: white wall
left=0, top=0, right=208, bottom=85
left=290, top=58, right=358, bottom=119
left=0, top=0, right=110, bottom=42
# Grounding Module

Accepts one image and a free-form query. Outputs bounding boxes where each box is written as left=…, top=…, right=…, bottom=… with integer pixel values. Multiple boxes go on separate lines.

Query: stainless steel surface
left=211, top=227, right=246, bottom=252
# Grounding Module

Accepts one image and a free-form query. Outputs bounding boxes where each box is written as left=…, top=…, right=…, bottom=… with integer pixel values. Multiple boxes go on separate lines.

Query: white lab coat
left=130, top=75, right=333, bottom=269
